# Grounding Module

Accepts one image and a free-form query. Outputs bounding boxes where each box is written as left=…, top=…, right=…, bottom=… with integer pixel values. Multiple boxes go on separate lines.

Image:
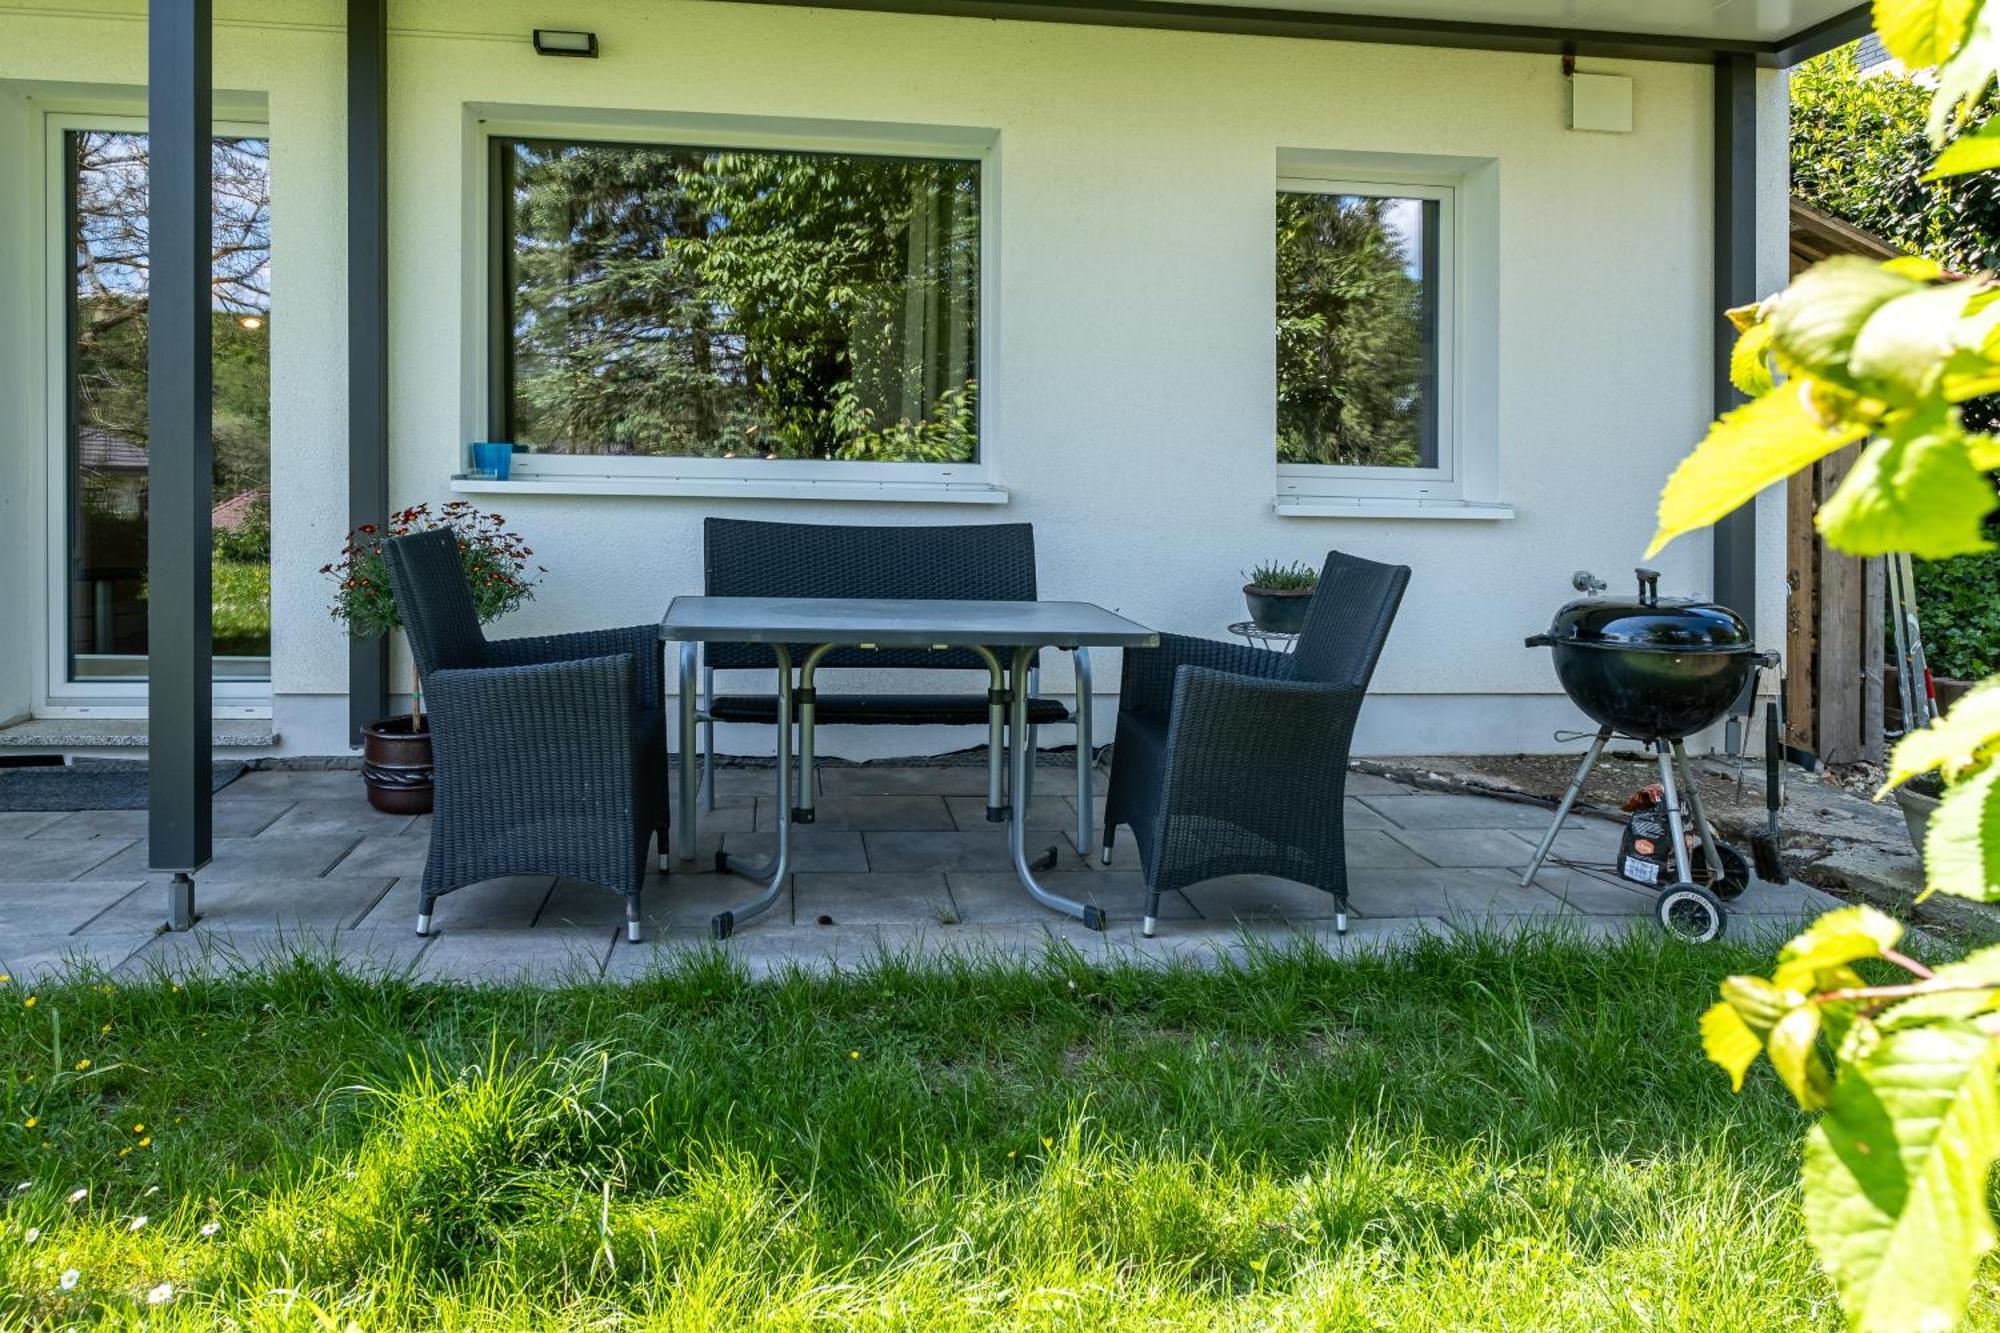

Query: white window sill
left=1274, top=496, right=1515, bottom=521
left=451, top=475, right=1010, bottom=505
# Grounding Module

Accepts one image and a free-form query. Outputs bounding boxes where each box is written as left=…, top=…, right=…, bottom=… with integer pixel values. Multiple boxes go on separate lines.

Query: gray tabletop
left=660, top=597, right=1158, bottom=649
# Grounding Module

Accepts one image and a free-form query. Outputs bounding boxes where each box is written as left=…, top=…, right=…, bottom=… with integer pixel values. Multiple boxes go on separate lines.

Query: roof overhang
left=723, top=0, right=1872, bottom=66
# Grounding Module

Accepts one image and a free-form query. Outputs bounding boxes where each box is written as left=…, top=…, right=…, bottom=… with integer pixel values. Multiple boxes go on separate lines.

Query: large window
left=495, top=138, right=980, bottom=467
left=63, top=127, right=271, bottom=685
left=1276, top=179, right=1448, bottom=490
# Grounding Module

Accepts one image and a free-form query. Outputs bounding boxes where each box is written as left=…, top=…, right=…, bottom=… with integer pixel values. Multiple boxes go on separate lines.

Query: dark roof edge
left=720, top=0, right=1870, bottom=68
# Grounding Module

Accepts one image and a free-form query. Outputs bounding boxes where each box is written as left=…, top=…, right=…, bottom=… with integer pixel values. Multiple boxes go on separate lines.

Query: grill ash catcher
left=1520, top=568, right=1780, bottom=942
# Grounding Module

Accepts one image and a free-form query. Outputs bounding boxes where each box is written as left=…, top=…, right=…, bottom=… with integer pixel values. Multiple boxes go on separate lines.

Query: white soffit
left=1124, top=0, right=1859, bottom=45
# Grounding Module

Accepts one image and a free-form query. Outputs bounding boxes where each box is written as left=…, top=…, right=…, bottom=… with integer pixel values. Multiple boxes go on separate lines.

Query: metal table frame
left=662, top=597, right=1156, bottom=939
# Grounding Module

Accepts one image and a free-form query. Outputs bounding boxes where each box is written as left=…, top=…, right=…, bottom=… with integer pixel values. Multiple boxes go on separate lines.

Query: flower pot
left=1243, top=584, right=1314, bottom=635
left=1893, top=781, right=1940, bottom=863
left=361, top=716, right=433, bottom=815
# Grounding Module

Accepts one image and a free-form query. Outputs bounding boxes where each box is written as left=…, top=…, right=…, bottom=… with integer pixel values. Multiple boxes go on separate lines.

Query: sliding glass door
left=60, top=122, right=271, bottom=688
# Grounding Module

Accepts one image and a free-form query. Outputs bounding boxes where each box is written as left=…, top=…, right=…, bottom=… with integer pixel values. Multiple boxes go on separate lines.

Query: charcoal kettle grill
left=1521, top=568, right=1774, bottom=941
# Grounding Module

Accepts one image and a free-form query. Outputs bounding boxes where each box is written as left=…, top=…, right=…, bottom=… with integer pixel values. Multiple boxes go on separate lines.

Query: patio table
left=660, top=597, right=1159, bottom=938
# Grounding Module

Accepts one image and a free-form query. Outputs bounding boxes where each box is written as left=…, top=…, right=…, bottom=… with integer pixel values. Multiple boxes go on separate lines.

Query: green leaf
left=1883, top=944, right=2000, bottom=1027
left=1929, top=118, right=2000, bottom=178
left=1888, top=682, right=2000, bottom=786
left=1930, top=2, right=2000, bottom=142
left=1770, top=1005, right=1832, bottom=1109
left=1816, top=411, right=2000, bottom=559
left=1926, top=763, right=2000, bottom=902
left=1849, top=281, right=1981, bottom=400
left=1802, top=1022, right=2000, bottom=1333
left=1703, top=1000, right=1767, bottom=1091
left=1647, top=384, right=1868, bottom=557
left=1876, top=0, right=1980, bottom=67
left=1770, top=259, right=1929, bottom=388
left=1774, top=906, right=1905, bottom=994
left=1731, top=319, right=1776, bottom=396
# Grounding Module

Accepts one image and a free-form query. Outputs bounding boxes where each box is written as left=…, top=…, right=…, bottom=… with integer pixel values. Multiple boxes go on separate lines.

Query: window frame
left=475, top=116, right=996, bottom=490
left=39, top=110, right=274, bottom=711
left=1274, top=172, right=1461, bottom=504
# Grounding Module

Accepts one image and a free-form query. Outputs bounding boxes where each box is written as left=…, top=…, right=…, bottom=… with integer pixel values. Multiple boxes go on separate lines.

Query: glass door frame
left=40, top=110, right=273, bottom=715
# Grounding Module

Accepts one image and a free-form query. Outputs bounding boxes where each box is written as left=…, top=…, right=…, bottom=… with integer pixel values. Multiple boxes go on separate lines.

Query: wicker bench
left=697, top=518, right=1087, bottom=828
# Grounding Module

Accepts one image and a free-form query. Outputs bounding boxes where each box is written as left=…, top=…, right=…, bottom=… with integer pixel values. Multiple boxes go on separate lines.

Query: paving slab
left=1340, top=800, right=1396, bottom=831
left=0, top=838, right=136, bottom=882
left=118, top=927, right=431, bottom=981
left=358, top=875, right=556, bottom=931
left=757, top=795, right=954, bottom=832
left=1179, top=874, right=1343, bottom=924
left=946, top=870, right=1184, bottom=924
left=944, top=795, right=1071, bottom=832
left=219, top=769, right=369, bottom=801
left=682, top=795, right=758, bottom=834
left=1, top=930, right=158, bottom=985
left=0, top=880, right=146, bottom=935
left=1358, top=793, right=1559, bottom=831
left=722, top=828, right=868, bottom=873
left=862, top=828, right=1088, bottom=874
left=261, top=798, right=416, bottom=838
left=1517, top=865, right=1662, bottom=915
left=795, top=871, right=954, bottom=926
left=89, top=876, right=395, bottom=933
left=820, top=765, right=995, bottom=796
left=325, top=835, right=430, bottom=880
left=26, top=800, right=299, bottom=841
left=1345, top=866, right=1580, bottom=920
left=1344, top=771, right=1416, bottom=796
left=1345, top=830, right=1437, bottom=869
left=1387, top=826, right=1538, bottom=869
left=0, top=812, right=73, bottom=838
left=415, top=927, right=615, bottom=984
left=81, top=835, right=360, bottom=883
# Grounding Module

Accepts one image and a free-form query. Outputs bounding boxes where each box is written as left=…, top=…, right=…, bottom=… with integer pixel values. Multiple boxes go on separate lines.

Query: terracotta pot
left=1243, top=583, right=1314, bottom=635
left=361, top=716, right=433, bottom=815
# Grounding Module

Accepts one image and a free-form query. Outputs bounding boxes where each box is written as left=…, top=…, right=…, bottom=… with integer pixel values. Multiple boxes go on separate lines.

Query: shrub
left=1913, top=523, right=2000, bottom=680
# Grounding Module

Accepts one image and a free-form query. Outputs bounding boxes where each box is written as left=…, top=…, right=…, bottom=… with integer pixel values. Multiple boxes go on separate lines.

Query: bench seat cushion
left=710, top=693, right=1070, bottom=727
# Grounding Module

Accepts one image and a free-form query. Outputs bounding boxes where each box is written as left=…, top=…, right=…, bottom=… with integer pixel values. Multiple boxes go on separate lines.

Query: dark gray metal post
left=1712, top=52, right=1759, bottom=628
left=147, top=0, right=214, bottom=928
left=348, top=0, right=391, bottom=742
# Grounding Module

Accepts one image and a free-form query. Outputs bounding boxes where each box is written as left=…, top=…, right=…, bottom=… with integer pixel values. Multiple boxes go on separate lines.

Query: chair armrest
left=485, top=624, right=664, bottom=706
left=1118, top=632, right=1288, bottom=721
left=426, top=654, right=639, bottom=782
left=1160, top=667, right=1365, bottom=808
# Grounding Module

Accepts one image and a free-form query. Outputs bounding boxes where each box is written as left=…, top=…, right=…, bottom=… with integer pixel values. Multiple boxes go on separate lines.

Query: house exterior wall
left=0, top=0, right=1791, bottom=757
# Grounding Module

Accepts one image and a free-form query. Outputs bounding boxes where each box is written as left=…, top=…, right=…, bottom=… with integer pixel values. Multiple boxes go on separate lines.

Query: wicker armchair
left=1102, top=550, right=1410, bottom=936
left=383, top=528, right=668, bottom=940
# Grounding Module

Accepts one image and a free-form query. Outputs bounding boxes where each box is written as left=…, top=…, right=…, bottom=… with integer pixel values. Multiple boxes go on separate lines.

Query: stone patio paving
left=0, top=758, right=1844, bottom=986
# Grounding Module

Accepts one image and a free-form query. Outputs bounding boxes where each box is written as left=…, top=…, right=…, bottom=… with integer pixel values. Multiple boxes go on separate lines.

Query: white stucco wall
left=0, top=0, right=1793, bottom=757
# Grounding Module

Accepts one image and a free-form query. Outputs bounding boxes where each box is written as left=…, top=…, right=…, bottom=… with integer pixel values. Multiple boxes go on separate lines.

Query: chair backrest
left=1287, top=550, right=1412, bottom=690
left=703, top=517, right=1039, bottom=671
left=383, top=528, right=489, bottom=679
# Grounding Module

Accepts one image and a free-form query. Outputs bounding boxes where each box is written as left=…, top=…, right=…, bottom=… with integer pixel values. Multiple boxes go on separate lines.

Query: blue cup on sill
left=469, top=441, right=513, bottom=481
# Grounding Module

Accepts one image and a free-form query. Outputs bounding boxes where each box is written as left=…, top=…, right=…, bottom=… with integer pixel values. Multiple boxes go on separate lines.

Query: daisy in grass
left=146, top=1282, right=173, bottom=1305
left=58, top=1269, right=78, bottom=1290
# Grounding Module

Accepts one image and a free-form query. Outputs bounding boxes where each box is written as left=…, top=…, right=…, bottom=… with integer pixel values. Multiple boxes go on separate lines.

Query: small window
left=1276, top=179, right=1452, bottom=498
left=494, top=138, right=980, bottom=467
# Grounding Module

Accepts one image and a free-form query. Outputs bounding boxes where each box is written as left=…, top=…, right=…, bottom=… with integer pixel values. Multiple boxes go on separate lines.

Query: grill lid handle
left=1635, top=567, right=1661, bottom=606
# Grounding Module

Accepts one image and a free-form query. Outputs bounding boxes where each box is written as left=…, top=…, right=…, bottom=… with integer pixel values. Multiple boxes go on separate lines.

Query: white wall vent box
left=1568, top=73, right=1633, bottom=133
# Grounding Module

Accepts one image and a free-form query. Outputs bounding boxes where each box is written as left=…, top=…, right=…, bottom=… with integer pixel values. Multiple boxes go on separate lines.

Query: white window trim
left=465, top=108, right=1002, bottom=499
left=38, top=109, right=272, bottom=714
left=1273, top=151, right=1504, bottom=518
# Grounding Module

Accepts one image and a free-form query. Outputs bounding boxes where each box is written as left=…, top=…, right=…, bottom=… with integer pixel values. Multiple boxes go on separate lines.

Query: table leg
left=712, top=644, right=794, bottom=939
left=700, top=662, right=717, bottom=813
left=677, top=642, right=699, bottom=863
left=968, top=647, right=1007, bottom=822
left=1007, top=645, right=1105, bottom=930
left=794, top=644, right=835, bottom=824
left=1071, top=648, right=1093, bottom=857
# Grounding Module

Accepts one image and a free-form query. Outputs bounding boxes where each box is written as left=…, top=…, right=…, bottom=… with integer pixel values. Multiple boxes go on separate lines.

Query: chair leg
left=416, top=893, right=436, bottom=937
left=1142, top=886, right=1160, bottom=938
left=1335, top=899, right=1349, bottom=936
left=1100, top=824, right=1115, bottom=867
left=625, top=894, right=643, bottom=944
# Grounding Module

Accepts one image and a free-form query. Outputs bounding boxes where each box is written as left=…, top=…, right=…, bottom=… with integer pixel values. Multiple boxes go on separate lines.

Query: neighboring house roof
left=1789, top=198, right=1903, bottom=275
left=76, top=426, right=147, bottom=474
left=211, top=488, right=268, bottom=531
left=1854, top=32, right=1893, bottom=72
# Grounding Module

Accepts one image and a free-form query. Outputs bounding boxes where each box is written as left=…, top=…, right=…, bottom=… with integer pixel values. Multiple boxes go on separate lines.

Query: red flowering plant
left=323, top=501, right=543, bottom=726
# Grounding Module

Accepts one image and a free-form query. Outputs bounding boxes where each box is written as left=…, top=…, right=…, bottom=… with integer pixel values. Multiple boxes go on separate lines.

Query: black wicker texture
left=710, top=693, right=1069, bottom=726
left=383, top=531, right=668, bottom=921
left=702, top=517, right=1038, bottom=671
left=1103, top=549, right=1410, bottom=922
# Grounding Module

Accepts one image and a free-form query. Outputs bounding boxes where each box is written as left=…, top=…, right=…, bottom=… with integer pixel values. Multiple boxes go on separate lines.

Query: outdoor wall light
left=532, top=28, right=598, bottom=57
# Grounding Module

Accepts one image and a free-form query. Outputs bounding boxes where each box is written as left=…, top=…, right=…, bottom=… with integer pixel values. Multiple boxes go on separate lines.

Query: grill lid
left=1533, top=568, right=1753, bottom=654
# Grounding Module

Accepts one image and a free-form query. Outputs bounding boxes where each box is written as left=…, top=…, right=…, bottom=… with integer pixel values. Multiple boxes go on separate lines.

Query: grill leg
left=1520, top=726, right=1613, bottom=886
left=1671, top=740, right=1725, bottom=884
left=1656, top=743, right=1697, bottom=885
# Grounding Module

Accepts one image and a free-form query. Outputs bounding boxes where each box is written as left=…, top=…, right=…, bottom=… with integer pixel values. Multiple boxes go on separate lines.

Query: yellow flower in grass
left=137, top=1137, right=150, bottom=1149
left=849, top=1051, right=860, bottom=1061
left=0, top=973, right=10, bottom=984
left=99, top=1024, right=110, bottom=1035
left=72, top=1060, right=88, bottom=1072
left=22, top=996, right=35, bottom=1009
left=117, top=1147, right=130, bottom=1159
left=23, top=1117, right=37, bottom=1130
left=131, top=1125, right=143, bottom=1135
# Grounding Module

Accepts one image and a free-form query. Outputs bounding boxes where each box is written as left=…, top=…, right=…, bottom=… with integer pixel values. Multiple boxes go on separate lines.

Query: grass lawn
left=0, top=928, right=1953, bottom=1329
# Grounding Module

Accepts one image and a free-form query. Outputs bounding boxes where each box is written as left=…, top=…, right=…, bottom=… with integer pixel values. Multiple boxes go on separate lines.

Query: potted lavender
left=324, top=501, right=541, bottom=813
